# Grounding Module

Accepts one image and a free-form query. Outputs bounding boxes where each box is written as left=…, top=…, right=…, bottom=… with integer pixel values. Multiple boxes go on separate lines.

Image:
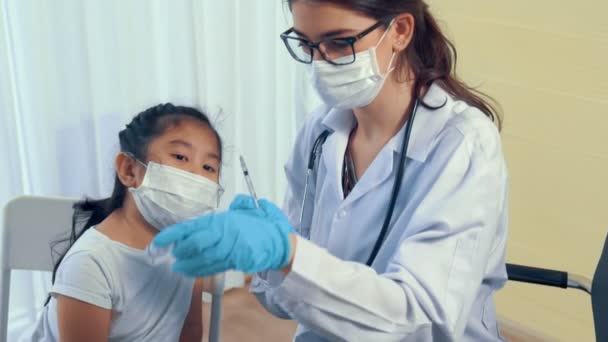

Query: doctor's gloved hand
left=152, top=194, right=295, bottom=277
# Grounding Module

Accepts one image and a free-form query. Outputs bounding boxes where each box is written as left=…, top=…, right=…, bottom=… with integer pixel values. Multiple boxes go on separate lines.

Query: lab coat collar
left=321, top=83, right=451, bottom=163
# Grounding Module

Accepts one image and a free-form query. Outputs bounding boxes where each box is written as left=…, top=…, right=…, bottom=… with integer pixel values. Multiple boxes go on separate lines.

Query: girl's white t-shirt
left=22, top=228, right=194, bottom=342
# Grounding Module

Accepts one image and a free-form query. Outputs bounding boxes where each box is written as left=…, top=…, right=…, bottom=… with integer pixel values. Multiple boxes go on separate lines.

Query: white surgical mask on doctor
left=127, top=154, right=223, bottom=230
left=308, top=20, right=396, bottom=110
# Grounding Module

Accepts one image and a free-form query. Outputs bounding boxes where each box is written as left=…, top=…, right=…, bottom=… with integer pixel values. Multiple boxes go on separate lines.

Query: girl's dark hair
left=287, top=0, right=501, bottom=128
left=45, top=103, right=222, bottom=305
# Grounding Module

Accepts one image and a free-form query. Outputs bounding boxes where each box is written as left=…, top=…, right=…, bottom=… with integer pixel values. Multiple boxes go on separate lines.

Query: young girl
left=23, top=103, right=223, bottom=341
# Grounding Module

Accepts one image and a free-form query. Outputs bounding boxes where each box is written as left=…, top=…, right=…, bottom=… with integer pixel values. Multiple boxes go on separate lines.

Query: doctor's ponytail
left=45, top=103, right=222, bottom=305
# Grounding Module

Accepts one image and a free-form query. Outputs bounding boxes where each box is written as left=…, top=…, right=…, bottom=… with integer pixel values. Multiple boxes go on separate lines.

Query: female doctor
left=154, top=0, right=509, bottom=341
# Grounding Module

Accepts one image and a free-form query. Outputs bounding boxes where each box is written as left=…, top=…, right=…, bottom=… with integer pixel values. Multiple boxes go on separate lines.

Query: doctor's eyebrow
left=292, top=28, right=358, bottom=40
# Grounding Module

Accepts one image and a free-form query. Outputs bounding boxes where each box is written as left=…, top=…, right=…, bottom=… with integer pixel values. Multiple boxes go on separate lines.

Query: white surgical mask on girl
left=308, top=20, right=396, bottom=110
left=126, top=154, right=222, bottom=230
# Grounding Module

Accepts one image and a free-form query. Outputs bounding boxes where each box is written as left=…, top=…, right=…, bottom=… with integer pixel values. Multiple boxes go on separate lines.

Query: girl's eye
left=203, top=164, right=216, bottom=173
left=173, top=154, right=188, bottom=162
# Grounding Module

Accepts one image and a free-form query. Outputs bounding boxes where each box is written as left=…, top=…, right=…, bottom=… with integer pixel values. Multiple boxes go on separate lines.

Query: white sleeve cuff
left=278, top=236, right=323, bottom=297
left=250, top=236, right=322, bottom=295
left=51, top=284, right=112, bottom=310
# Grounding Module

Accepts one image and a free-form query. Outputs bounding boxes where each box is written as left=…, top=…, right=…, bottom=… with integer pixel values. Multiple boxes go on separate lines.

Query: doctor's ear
left=391, top=14, right=415, bottom=52
left=115, top=153, right=143, bottom=188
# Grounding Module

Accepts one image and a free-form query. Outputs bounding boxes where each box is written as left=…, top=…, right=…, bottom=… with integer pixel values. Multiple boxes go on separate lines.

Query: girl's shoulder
left=52, top=229, right=118, bottom=310
left=62, top=228, right=114, bottom=260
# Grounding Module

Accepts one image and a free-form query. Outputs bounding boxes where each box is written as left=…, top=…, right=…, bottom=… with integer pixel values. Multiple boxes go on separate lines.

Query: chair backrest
left=1, top=196, right=75, bottom=271
left=0, top=195, right=76, bottom=341
left=592, top=233, right=608, bottom=342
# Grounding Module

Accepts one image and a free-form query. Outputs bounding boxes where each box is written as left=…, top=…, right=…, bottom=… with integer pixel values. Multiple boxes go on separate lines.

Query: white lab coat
left=251, top=84, right=509, bottom=342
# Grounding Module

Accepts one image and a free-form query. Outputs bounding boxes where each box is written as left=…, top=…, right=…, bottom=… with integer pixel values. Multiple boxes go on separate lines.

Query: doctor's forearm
left=270, top=238, right=435, bottom=339
left=280, top=233, right=298, bottom=275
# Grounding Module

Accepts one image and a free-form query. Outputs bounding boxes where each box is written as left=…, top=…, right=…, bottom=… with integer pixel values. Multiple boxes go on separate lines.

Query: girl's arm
left=179, top=278, right=206, bottom=342
left=56, top=295, right=111, bottom=342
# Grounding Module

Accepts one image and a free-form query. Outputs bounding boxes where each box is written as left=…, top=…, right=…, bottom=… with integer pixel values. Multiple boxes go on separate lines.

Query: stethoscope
left=299, top=99, right=419, bottom=267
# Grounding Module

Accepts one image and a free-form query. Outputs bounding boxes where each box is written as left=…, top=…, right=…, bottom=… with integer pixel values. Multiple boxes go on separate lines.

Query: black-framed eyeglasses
left=280, top=18, right=392, bottom=66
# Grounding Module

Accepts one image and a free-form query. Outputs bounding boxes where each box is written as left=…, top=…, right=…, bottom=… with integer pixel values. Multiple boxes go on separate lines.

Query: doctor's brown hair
left=287, top=0, right=501, bottom=128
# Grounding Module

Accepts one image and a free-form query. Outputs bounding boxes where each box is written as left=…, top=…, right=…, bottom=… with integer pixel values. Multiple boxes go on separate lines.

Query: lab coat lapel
left=321, top=130, right=349, bottom=202
left=341, top=146, right=394, bottom=208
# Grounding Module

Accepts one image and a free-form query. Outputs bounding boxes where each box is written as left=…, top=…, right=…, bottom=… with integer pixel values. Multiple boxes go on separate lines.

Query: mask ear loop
left=385, top=53, right=397, bottom=75
left=123, top=152, right=148, bottom=169
left=374, top=19, right=398, bottom=76
left=216, top=184, right=225, bottom=208
left=375, top=19, right=395, bottom=49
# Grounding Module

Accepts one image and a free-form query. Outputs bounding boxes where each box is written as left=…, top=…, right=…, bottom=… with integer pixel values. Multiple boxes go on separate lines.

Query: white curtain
left=0, top=0, right=320, bottom=339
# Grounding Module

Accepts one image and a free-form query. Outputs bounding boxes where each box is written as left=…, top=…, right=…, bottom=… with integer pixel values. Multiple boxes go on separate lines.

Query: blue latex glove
left=153, top=194, right=294, bottom=277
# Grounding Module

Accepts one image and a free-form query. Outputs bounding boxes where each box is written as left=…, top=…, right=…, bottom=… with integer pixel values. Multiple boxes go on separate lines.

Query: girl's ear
left=115, top=153, right=143, bottom=188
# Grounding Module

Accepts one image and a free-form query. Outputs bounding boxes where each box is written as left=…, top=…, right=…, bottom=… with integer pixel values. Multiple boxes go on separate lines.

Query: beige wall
left=428, top=1, right=608, bottom=340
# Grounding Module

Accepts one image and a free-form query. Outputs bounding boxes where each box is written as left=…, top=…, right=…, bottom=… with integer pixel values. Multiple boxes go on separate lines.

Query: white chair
left=1, top=195, right=225, bottom=342
left=1, top=195, right=75, bottom=341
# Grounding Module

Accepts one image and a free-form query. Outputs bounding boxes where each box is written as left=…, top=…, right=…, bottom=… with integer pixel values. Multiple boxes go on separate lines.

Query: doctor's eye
left=323, top=39, right=352, bottom=52
left=326, top=39, right=350, bottom=50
